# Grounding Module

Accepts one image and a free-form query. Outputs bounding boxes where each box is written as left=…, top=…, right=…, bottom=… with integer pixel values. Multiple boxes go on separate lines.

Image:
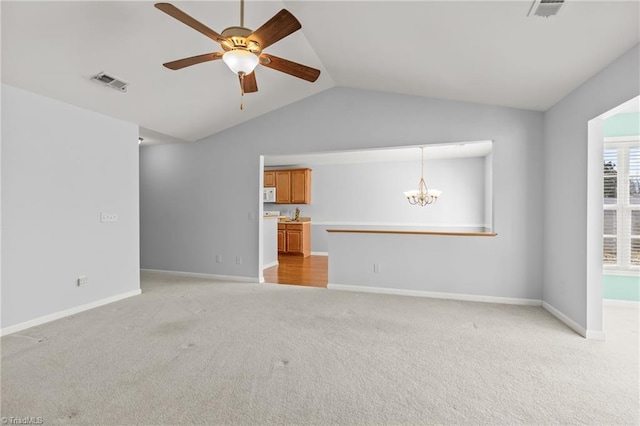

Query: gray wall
left=267, top=157, right=488, bottom=252
left=543, top=44, right=640, bottom=332
left=328, top=232, right=537, bottom=300
left=1, top=84, right=140, bottom=329
left=140, top=86, right=544, bottom=300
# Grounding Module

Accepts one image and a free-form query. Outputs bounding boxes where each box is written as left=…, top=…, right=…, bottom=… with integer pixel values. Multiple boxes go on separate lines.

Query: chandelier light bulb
left=223, top=49, right=259, bottom=75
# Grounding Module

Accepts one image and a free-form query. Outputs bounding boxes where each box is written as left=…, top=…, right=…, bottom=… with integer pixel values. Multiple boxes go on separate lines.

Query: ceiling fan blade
left=155, top=3, right=226, bottom=44
left=241, top=72, right=258, bottom=93
left=163, top=52, right=223, bottom=70
left=259, top=54, right=320, bottom=82
left=248, top=9, right=301, bottom=50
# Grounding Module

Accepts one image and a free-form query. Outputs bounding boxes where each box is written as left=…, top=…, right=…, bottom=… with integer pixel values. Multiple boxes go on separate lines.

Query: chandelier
left=404, top=147, right=442, bottom=206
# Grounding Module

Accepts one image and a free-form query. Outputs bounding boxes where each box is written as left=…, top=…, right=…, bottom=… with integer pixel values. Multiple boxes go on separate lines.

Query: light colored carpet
left=1, top=271, right=638, bottom=425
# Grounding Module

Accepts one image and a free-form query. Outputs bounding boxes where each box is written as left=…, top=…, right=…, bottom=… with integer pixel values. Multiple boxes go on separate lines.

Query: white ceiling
left=264, top=140, right=493, bottom=166
left=2, top=1, right=639, bottom=145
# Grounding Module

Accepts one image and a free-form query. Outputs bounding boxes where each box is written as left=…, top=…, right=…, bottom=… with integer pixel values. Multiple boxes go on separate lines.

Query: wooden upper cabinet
left=275, top=171, right=291, bottom=204
left=264, top=171, right=276, bottom=187
left=291, top=169, right=311, bottom=204
left=269, top=168, right=312, bottom=204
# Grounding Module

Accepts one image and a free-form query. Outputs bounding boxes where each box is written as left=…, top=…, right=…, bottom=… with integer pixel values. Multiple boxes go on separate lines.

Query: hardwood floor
left=263, top=255, right=328, bottom=288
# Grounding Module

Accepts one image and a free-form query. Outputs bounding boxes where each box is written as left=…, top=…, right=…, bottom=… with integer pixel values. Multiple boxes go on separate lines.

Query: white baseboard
left=542, top=301, right=605, bottom=340
left=1, top=289, right=142, bottom=337
left=604, top=299, right=640, bottom=307
left=262, top=260, right=279, bottom=269
left=311, top=251, right=328, bottom=256
left=585, top=329, right=606, bottom=340
left=141, top=268, right=259, bottom=283
left=327, top=283, right=542, bottom=306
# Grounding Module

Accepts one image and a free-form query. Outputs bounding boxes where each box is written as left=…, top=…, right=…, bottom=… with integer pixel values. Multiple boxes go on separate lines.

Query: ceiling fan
left=155, top=1, right=321, bottom=108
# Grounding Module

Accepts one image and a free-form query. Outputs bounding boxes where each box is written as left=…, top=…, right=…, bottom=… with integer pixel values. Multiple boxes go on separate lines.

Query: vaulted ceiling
left=2, top=1, right=639, bottom=144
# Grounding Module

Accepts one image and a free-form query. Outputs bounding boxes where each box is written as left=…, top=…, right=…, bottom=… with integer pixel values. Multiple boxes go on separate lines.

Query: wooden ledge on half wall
left=326, top=229, right=498, bottom=237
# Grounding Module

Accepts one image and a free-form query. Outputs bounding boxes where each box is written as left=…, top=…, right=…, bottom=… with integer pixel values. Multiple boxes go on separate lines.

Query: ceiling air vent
left=527, top=0, right=564, bottom=17
left=91, top=72, right=128, bottom=93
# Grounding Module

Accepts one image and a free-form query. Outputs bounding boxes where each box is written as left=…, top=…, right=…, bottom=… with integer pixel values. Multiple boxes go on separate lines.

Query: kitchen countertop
left=263, top=215, right=312, bottom=222
left=278, top=217, right=311, bottom=223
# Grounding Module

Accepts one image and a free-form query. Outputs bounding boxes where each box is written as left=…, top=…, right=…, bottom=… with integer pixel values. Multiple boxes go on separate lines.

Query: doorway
left=587, top=95, right=640, bottom=338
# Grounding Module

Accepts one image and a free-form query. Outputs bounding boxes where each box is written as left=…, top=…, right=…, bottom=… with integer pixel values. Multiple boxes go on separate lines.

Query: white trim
left=141, top=268, right=259, bottom=283
left=311, top=251, right=328, bottom=256
left=585, top=330, right=606, bottom=340
left=604, top=136, right=640, bottom=143
left=262, top=260, right=279, bottom=269
left=603, top=268, right=640, bottom=277
left=604, top=298, right=640, bottom=307
left=542, top=301, right=586, bottom=337
left=311, top=221, right=487, bottom=228
left=327, top=283, right=541, bottom=306
left=1, top=289, right=142, bottom=337
left=542, top=301, right=605, bottom=340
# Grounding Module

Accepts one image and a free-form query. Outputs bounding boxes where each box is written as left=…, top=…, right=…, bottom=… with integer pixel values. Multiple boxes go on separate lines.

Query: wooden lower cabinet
left=278, top=222, right=311, bottom=257
left=277, top=229, right=286, bottom=253
left=286, top=229, right=302, bottom=252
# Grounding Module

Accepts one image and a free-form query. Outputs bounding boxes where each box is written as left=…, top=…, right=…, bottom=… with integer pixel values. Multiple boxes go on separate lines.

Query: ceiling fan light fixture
left=222, top=49, right=259, bottom=75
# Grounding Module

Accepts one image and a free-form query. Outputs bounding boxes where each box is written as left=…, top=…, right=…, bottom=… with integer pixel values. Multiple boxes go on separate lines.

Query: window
left=603, top=139, right=640, bottom=273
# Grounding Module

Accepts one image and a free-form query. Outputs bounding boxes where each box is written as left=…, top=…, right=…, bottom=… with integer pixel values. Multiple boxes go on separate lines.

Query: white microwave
left=263, top=187, right=276, bottom=203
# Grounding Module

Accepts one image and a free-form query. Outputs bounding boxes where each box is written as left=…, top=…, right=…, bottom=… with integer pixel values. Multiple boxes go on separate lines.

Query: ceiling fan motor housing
left=221, top=27, right=261, bottom=53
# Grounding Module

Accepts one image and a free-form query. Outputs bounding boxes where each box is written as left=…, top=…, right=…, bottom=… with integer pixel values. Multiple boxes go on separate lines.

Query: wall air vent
left=91, top=72, right=128, bottom=92
left=527, top=0, right=564, bottom=17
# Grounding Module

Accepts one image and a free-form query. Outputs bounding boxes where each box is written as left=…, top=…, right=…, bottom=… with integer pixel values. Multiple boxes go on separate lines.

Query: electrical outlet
left=101, top=212, right=118, bottom=223
left=77, top=275, right=88, bottom=286
left=373, top=263, right=380, bottom=273
left=236, top=256, right=242, bottom=265
left=216, top=255, right=222, bottom=263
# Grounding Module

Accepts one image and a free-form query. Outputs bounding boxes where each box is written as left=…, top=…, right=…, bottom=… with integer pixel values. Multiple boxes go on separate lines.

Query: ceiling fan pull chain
left=239, top=73, right=245, bottom=110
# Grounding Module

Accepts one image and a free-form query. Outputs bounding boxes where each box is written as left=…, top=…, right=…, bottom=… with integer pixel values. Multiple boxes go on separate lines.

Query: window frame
left=603, top=137, right=640, bottom=276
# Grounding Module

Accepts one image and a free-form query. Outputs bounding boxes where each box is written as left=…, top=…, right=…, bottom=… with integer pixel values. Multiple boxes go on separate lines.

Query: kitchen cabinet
left=291, top=169, right=310, bottom=204
left=275, top=171, right=291, bottom=204
left=278, top=222, right=311, bottom=257
left=264, top=171, right=276, bottom=187
left=266, top=168, right=312, bottom=204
